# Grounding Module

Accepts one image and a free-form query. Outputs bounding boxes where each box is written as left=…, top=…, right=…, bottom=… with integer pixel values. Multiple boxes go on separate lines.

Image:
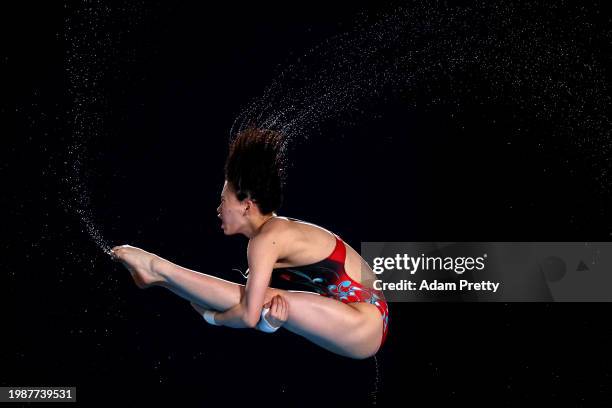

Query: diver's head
left=218, top=127, right=286, bottom=237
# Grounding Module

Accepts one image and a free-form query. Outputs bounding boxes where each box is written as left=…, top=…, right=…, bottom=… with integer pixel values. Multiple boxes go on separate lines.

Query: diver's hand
left=262, top=294, right=289, bottom=329
left=110, top=244, right=164, bottom=288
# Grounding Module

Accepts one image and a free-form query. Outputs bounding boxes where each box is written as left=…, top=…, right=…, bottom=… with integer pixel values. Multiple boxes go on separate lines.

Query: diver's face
left=217, top=180, right=245, bottom=235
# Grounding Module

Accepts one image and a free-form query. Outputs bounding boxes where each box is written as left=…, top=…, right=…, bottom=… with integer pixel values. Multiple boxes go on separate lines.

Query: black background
left=7, top=1, right=612, bottom=406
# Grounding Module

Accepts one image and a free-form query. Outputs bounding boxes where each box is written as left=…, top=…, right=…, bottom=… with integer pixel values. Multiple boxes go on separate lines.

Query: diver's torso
left=265, top=216, right=378, bottom=290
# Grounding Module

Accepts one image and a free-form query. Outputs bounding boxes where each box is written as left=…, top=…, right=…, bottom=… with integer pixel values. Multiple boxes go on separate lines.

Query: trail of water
left=62, top=1, right=144, bottom=254
left=62, top=1, right=612, bottom=251
left=370, top=354, right=381, bottom=405
left=233, top=1, right=611, bottom=190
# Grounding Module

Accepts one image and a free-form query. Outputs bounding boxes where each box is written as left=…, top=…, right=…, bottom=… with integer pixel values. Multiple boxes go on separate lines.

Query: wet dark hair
left=224, top=127, right=287, bottom=214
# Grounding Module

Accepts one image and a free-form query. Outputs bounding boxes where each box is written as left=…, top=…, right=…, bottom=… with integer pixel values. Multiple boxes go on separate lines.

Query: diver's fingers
left=279, top=296, right=288, bottom=320
left=272, top=295, right=281, bottom=317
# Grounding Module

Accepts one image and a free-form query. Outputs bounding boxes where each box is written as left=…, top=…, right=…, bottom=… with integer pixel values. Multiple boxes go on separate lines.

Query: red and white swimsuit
left=274, top=231, right=389, bottom=348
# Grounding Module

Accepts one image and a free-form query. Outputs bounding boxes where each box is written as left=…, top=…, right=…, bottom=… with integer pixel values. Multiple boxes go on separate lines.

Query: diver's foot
left=111, top=245, right=165, bottom=288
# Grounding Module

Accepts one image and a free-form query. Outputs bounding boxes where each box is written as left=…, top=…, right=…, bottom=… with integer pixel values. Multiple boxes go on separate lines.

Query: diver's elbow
left=243, top=312, right=259, bottom=329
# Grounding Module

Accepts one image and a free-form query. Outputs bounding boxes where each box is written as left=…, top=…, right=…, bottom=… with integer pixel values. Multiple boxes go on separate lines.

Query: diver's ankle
left=149, top=255, right=169, bottom=285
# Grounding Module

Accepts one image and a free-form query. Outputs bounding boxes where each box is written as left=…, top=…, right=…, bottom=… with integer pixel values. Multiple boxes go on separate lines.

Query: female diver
left=111, top=127, right=389, bottom=359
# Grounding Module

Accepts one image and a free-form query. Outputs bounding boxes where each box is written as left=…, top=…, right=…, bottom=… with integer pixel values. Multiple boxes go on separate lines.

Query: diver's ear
left=243, top=197, right=256, bottom=215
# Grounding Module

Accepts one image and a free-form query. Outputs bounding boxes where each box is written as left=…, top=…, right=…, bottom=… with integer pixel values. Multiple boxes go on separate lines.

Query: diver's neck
left=245, top=212, right=277, bottom=239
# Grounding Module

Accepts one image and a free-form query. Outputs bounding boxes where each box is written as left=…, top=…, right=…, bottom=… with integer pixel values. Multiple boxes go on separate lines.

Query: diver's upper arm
left=243, top=232, right=281, bottom=327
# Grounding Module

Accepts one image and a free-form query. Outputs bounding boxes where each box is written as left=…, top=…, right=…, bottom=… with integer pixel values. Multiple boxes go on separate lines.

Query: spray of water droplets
left=62, top=1, right=144, bottom=255
left=60, top=1, right=611, bottom=254
left=232, top=0, right=611, bottom=192
left=370, top=354, right=381, bottom=405
left=57, top=0, right=612, bottom=257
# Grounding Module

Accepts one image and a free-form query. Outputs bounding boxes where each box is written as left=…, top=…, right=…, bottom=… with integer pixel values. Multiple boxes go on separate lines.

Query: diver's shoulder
left=249, top=217, right=293, bottom=256
left=260, top=216, right=294, bottom=236
left=265, top=216, right=335, bottom=244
